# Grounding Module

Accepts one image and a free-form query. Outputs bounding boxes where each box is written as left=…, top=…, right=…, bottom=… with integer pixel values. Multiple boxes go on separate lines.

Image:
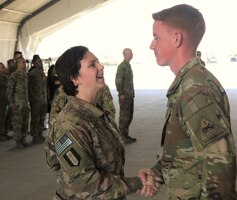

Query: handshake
left=137, top=168, right=163, bottom=197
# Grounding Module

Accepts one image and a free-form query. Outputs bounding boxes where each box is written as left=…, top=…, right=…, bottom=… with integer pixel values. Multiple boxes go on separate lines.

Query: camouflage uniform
left=49, top=84, right=115, bottom=126
left=49, top=85, right=68, bottom=126
left=96, top=84, right=116, bottom=119
left=0, top=71, right=9, bottom=139
left=28, top=67, right=47, bottom=140
left=45, top=96, right=142, bottom=200
left=5, top=60, right=17, bottom=134
left=7, top=69, right=30, bottom=143
left=115, top=60, right=134, bottom=138
left=153, top=57, right=236, bottom=199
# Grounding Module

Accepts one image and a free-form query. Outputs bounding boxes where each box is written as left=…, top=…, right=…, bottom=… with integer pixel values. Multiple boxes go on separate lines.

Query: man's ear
left=174, top=32, right=182, bottom=48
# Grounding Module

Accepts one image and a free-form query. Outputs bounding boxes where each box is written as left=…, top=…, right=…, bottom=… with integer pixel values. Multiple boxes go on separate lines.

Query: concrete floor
left=0, top=89, right=236, bottom=200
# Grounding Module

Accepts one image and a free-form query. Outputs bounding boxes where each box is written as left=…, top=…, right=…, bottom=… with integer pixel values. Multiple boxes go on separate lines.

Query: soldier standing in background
left=28, top=55, right=47, bottom=143
left=7, top=57, right=30, bottom=148
left=0, top=63, right=11, bottom=141
left=196, top=50, right=206, bottom=66
left=13, top=51, right=23, bottom=62
left=4, top=59, right=18, bottom=136
left=115, top=48, right=136, bottom=144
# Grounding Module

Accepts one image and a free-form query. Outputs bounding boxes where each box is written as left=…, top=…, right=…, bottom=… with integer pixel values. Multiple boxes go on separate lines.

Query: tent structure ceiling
left=0, top=0, right=112, bottom=64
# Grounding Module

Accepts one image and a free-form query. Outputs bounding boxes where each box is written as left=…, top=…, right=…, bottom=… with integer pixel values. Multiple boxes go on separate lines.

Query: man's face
left=14, top=53, right=23, bottom=61
left=18, top=58, right=26, bottom=71
left=150, top=21, right=176, bottom=66
left=34, top=58, right=43, bottom=68
left=0, top=63, right=5, bottom=73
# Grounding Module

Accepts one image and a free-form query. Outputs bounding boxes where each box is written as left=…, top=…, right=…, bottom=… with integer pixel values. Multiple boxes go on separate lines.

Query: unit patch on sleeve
left=63, top=148, right=81, bottom=167
left=55, top=134, right=72, bottom=155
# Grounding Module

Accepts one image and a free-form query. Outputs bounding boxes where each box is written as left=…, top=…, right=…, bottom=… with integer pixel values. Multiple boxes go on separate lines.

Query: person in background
left=115, top=48, right=136, bottom=144
left=7, top=57, right=30, bottom=149
left=13, top=51, right=23, bottom=62
left=45, top=46, right=159, bottom=200
left=138, top=4, right=237, bottom=199
left=196, top=50, right=206, bottom=66
left=28, top=55, right=47, bottom=143
left=0, top=62, right=11, bottom=141
left=47, top=64, right=60, bottom=113
left=7, top=59, right=17, bottom=74
left=4, top=59, right=18, bottom=136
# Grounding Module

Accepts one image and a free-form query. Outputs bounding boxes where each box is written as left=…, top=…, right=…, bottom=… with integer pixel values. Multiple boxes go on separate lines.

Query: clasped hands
left=137, top=168, right=162, bottom=197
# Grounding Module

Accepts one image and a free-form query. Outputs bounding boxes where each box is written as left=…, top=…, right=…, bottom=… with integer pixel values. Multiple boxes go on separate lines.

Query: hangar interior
left=0, top=0, right=113, bottom=64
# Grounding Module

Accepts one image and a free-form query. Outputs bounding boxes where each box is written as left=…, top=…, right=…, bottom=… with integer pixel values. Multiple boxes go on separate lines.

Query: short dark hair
left=32, top=54, right=41, bottom=64
left=55, top=46, right=89, bottom=96
left=16, top=56, right=25, bottom=65
left=14, top=51, right=23, bottom=60
left=152, top=4, right=205, bottom=49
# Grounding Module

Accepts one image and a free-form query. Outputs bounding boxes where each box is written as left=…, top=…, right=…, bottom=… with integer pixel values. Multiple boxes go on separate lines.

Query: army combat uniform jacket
left=153, top=57, right=236, bottom=199
left=49, top=84, right=115, bottom=126
left=115, top=60, right=134, bottom=98
left=7, top=69, right=29, bottom=108
left=96, top=85, right=116, bottom=119
left=28, top=67, right=47, bottom=105
left=45, top=96, right=142, bottom=200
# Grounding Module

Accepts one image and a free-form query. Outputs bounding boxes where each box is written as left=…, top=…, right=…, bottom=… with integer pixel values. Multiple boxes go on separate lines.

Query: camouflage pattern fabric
left=117, top=98, right=134, bottom=138
left=7, top=69, right=29, bottom=141
left=115, top=60, right=134, bottom=98
left=153, top=57, right=236, bottom=199
left=49, top=85, right=68, bottom=126
left=0, top=72, right=8, bottom=136
left=115, top=60, right=134, bottom=138
left=49, top=84, right=115, bottom=126
left=28, top=67, right=47, bottom=137
left=96, top=84, right=116, bottom=119
left=45, top=96, right=142, bottom=200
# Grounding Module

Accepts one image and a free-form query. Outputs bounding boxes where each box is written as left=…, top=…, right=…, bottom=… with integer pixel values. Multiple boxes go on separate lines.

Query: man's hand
left=137, top=168, right=163, bottom=197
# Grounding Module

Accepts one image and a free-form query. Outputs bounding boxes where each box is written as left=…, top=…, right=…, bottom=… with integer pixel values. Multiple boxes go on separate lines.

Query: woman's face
left=77, top=51, right=105, bottom=96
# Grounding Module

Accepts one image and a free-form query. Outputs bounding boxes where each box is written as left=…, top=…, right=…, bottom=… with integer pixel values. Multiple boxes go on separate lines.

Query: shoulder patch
left=63, top=148, right=81, bottom=167
left=55, top=134, right=72, bottom=155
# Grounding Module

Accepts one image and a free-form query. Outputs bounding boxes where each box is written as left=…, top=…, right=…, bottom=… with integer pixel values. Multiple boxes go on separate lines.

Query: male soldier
left=28, top=55, right=47, bottom=143
left=5, top=59, right=17, bottom=135
left=138, top=4, right=237, bottom=199
left=115, top=48, right=136, bottom=144
left=196, top=50, right=206, bottom=66
left=7, top=59, right=17, bottom=74
left=0, top=63, right=10, bottom=141
left=13, top=51, right=23, bottom=62
left=7, top=57, right=30, bottom=148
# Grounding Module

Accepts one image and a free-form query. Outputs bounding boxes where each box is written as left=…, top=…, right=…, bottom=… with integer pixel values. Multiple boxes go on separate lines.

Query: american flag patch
left=55, top=134, right=72, bottom=155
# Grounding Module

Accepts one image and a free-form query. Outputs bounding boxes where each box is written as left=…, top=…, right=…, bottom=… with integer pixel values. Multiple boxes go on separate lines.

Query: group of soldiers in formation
left=0, top=51, right=58, bottom=149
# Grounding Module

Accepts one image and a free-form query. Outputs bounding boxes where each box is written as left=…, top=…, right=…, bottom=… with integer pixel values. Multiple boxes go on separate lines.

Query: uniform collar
left=68, top=96, right=104, bottom=120
left=167, top=57, right=200, bottom=97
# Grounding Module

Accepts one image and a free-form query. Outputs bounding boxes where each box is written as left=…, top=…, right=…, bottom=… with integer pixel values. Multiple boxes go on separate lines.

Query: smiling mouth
left=97, top=75, right=104, bottom=79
